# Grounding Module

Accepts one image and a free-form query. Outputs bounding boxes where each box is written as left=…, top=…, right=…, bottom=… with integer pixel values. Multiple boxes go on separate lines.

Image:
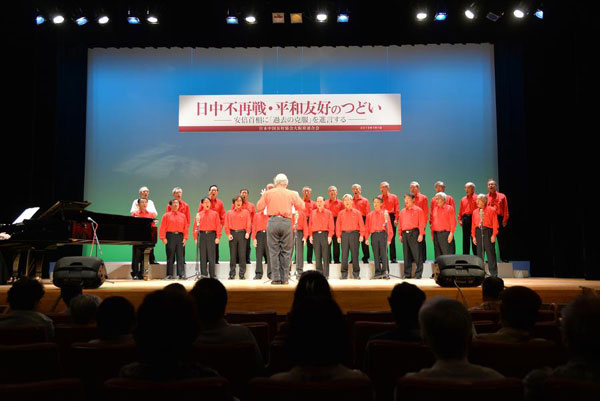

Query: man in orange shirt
left=309, top=196, right=335, bottom=278
left=352, top=183, right=371, bottom=264
left=131, top=198, right=157, bottom=280
left=398, top=193, right=425, bottom=279
left=487, top=179, right=509, bottom=262
left=431, top=192, right=457, bottom=259
left=472, top=194, right=499, bottom=277
left=224, top=196, right=252, bottom=279
left=459, top=182, right=478, bottom=256
left=237, top=188, right=255, bottom=264
left=302, top=186, right=317, bottom=264
left=206, top=185, right=226, bottom=264
left=365, top=197, right=392, bottom=279
left=380, top=181, right=400, bottom=263
left=410, top=181, right=429, bottom=265
left=193, top=197, right=221, bottom=279
left=325, top=186, right=344, bottom=264
left=252, top=206, right=269, bottom=280
left=336, top=194, right=365, bottom=279
left=167, top=187, right=191, bottom=263
left=293, top=208, right=308, bottom=277
left=431, top=181, right=456, bottom=254
left=159, top=199, right=189, bottom=279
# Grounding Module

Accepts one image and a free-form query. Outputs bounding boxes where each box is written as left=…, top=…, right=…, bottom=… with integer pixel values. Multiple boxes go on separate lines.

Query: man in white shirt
left=130, top=186, right=158, bottom=215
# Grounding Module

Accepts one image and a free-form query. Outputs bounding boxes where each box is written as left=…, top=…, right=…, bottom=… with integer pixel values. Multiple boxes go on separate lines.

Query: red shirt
left=381, top=193, right=400, bottom=216
left=353, top=195, right=371, bottom=217
left=131, top=210, right=157, bottom=227
left=224, top=208, right=251, bottom=236
left=431, top=204, right=457, bottom=234
left=336, top=208, right=366, bottom=238
left=472, top=206, right=499, bottom=238
left=430, top=194, right=455, bottom=219
left=324, top=198, right=344, bottom=218
left=459, top=194, right=478, bottom=220
left=193, top=209, right=222, bottom=240
left=293, top=209, right=308, bottom=232
left=204, top=197, right=226, bottom=224
left=166, top=199, right=190, bottom=225
left=309, top=208, right=335, bottom=238
left=365, top=209, right=393, bottom=240
left=252, top=212, right=269, bottom=240
left=231, top=200, right=255, bottom=221
left=159, top=211, right=189, bottom=241
left=414, top=193, right=429, bottom=223
left=398, top=205, right=425, bottom=235
left=256, top=187, right=305, bottom=219
left=488, top=191, right=509, bottom=219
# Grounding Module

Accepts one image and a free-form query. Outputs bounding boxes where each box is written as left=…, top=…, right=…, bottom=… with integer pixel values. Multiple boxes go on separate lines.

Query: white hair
left=172, top=187, right=182, bottom=194
left=380, top=181, right=390, bottom=188
left=352, top=183, right=362, bottom=190
left=274, top=173, right=288, bottom=186
left=435, top=192, right=447, bottom=201
left=465, top=182, right=476, bottom=189
left=316, top=196, right=324, bottom=202
left=342, top=194, right=353, bottom=201
left=410, top=181, right=420, bottom=188
left=139, top=186, right=149, bottom=193
left=328, top=186, right=337, bottom=192
left=434, top=181, right=445, bottom=189
left=477, top=193, right=488, bottom=204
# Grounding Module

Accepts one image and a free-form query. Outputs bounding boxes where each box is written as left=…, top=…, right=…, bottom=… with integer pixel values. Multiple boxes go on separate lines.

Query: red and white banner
left=178, top=94, right=402, bottom=132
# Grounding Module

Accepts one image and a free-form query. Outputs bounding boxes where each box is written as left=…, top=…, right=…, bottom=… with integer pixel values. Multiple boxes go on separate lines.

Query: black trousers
left=497, top=215, right=508, bottom=261
left=229, top=230, right=247, bottom=278
left=389, top=213, right=398, bottom=261
left=198, top=231, right=217, bottom=278
left=255, top=230, right=269, bottom=277
left=371, top=231, right=389, bottom=277
left=131, top=245, right=145, bottom=279
left=361, top=216, right=370, bottom=262
left=294, top=229, right=305, bottom=274
left=330, top=217, right=340, bottom=264
left=476, top=226, right=498, bottom=276
left=165, top=232, right=184, bottom=277
left=306, top=232, right=314, bottom=264
left=312, top=231, right=330, bottom=277
left=401, top=228, right=423, bottom=279
left=418, top=232, right=427, bottom=264
left=341, top=231, right=360, bottom=279
left=433, top=231, right=452, bottom=259
left=215, top=243, right=220, bottom=264
left=461, top=215, right=477, bottom=255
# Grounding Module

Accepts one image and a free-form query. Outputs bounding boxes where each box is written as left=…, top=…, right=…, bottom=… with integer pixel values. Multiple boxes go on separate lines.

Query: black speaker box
left=434, top=254, right=486, bottom=287
left=53, top=256, right=107, bottom=289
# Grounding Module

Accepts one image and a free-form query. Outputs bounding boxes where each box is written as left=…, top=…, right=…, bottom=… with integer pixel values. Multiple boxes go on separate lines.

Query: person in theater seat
left=324, top=186, right=344, bottom=264
left=458, top=182, right=478, bottom=255
left=193, top=197, right=221, bottom=279
left=430, top=192, right=456, bottom=259
left=472, top=194, right=499, bottom=277
left=365, top=197, right=392, bottom=279
left=352, top=184, right=371, bottom=263
left=205, top=185, right=226, bottom=264
left=0, top=277, right=54, bottom=340
left=398, top=193, right=425, bottom=279
left=224, top=196, right=251, bottom=279
left=89, top=296, right=135, bottom=345
left=70, top=294, right=101, bottom=325
left=487, top=179, right=510, bottom=262
left=409, top=181, right=429, bottom=265
left=470, top=277, right=504, bottom=311
left=131, top=198, right=157, bottom=280
left=336, top=194, right=365, bottom=279
left=406, top=297, right=503, bottom=380
left=379, top=181, right=400, bottom=264
left=159, top=199, right=188, bottom=279
left=308, top=196, right=335, bottom=279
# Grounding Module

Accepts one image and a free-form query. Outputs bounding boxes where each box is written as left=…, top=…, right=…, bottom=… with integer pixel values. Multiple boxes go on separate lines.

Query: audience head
left=60, top=283, right=83, bottom=310
left=164, top=282, right=187, bottom=295
left=287, top=296, right=350, bottom=367
left=419, top=297, right=473, bottom=361
left=561, top=296, right=600, bottom=361
left=292, top=271, right=332, bottom=311
left=70, top=294, right=102, bottom=325
left=190, top=278, right=227, bottom=326
left=481, top=277, right=505, bottom=302
left=135, top=290, right=199, bottom=363
left=499, top=286, right=541, bottom=331
left=7, top=278, right=45, bottom=311
left=96, top=296, right=135, bottom=340
left=388, top=282, right=426, bottom=329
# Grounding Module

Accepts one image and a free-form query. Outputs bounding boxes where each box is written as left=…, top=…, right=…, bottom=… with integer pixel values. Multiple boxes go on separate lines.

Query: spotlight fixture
left=75, top=16, right=88, bottom=26
left=337, top=13, right=349, bottom=23
left=465, top=9, right=475, bottom=19
left=35, top=14, right=45, bottom=25
left=534, top=9, right=543, bottom=19
left=245, top=15, right=257, bottom=24
left=52, top=15, right=65, bottom=24
left=128, top=16, right=140, bottom=24
left=316, top=12, right=327, bottom=22
left=416, top=11, right=428, bottom=21
left=486, top=12, right=503, bottom=22
left=513, top=9, right=525, bottom=18
left=98, top=15, right=110, bottom=24
left=434, top=12, right=447, bottom=21
left=147, top=15, right=158, bottom=24
left=226, top=15, right=239, bottom=24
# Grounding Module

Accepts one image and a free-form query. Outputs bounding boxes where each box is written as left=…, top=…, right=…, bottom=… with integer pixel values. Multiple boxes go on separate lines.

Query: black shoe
left=164, top=275, right=173, bottom=280
left=282, top=280, right=289, bottom=284
left=372, top=275, right=382, bottom=280
left=362, top=259, right=369, bottom=264
left=391, top=259, right=397, bottom=263
left=340, top=276, right=348, bottom=280
left=353, top=276, right=360, bottom=280
left=228, top=276, right=235, bottom=280
left=271, top=280, right=282, bottom=285
left=253, top=275, right=262, bottom=280
left=383, top=275, right=390, bottom=280
left=132, top=276, right=138, bottom=280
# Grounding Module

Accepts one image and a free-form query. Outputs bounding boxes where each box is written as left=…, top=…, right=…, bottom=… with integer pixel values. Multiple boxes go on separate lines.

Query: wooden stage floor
left=2, top=278, right=599, bottom=315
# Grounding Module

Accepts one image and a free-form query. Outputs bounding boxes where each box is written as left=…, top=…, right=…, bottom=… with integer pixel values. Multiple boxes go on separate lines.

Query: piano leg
left=11, top=252, right=21, bottom=280
left=143, top=247, right=152, bottom=281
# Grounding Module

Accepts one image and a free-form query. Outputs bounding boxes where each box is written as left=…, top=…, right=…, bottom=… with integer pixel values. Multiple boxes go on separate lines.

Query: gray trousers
left=267, top=216, right=293, bottom=282
left=476, top=226, right=498, bottom=276
left=294, top=229, right=305, bottom=273
left=402, top=228, right=423, bottom=278
left=341, top=231, right=360, bottom=279
left=371, top=231, right=389, bottom=277
left=312, top=231, right=330, bottom=277
left=433, top=230, right=452, bottom=259
left=255, top=230, right=269, bottom=277
left=198, top=231, right=217, bottom=278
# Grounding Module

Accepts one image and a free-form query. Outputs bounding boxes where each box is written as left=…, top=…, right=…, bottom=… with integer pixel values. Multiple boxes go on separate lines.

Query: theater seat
left=104, top=377, right=232, bottom=401
left=267, top=340, right=293, bottom=375
left=248, top=377, right=374, bottom=401
left=532, top=322, right=562, bottom=344
left=542, top=377, right=600, bottom=401
left=0, top=378, right=85, bottom=401
left=45, top=312, right=74, bottom=325
left=346, top=311, right=394, bottom=333
left=395, top=377, right=523, bottom=401
left=473, top=320, right=500, bottom=334
left=54, top=324, right=98, bottom=351
left=353, top=321, right=396, bottom=367
left=0, top=325, right=48, bottom=345
left=469, top=310, right=500, bottom=324
left=240, top=322, right=270, bottom=362
left=226, top=311, right=278, bottom=339
left=0, top=343, right=61, bottom=383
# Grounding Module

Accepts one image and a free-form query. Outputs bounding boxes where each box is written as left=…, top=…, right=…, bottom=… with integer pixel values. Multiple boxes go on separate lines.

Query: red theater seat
left=240, top=321, right=270, bottom=362
left=353, top=321, right=396, bottom=367
left=0, top=378, right=85, bottom=401
left=0, top=325, right=48, bottom=345
left=0, top=343, right=61, bottom=383
left=395, top=377, right=524, bottom=401
left=248, top=377, right=374, bottom=401
left=542, top=377, right=600, bottom=401
left=104, top=377, right=232, bottom=401
left=267, top=340, right=293, bottom=375
left=469, top=310, right=500, bottom=324
left=226, top=311, right=278, bottom=339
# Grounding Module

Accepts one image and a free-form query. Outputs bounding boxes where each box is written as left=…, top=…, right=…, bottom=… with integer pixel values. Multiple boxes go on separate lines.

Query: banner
left=179, top=93, right=401, bottom=132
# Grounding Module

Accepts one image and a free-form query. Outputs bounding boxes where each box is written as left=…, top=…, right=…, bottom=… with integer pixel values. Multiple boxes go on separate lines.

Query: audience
left=55, top=283, right=83, bottom=314
left=524, top=296, right=600, bottom=400
left=189, top=278, right=263, bottom=370
left=69, top=294, right=102, bottom=325
left=477, top=286, right=543, bottom=343
left=406, top=297, right=503, bottom=380
left=164, top=282, right=187, bottom=295
left=271, top=296, right=366, bottom=382
left=370, top=282, right=425, bottom=342
left=89, top=296, right=135, bottom=345
left=0, top=277, right=54, bottom=339
left=291, top=270, right=333, bottom=311
left=119, top=289, right=218, bottom=380
left=470, top=277, right=504, bottom=311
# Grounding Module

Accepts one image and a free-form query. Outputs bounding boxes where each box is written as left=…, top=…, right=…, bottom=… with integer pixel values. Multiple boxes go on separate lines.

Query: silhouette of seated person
left=119, top=289, right=218, bottom=380
left=271, top=296, right=367, bottom=382
left=69, top=294, right=101, bottom=325
left=89, top=296, right=135, bottom=345
left=406, top=297, right=503, bottom=380
left=0, top=277, right=54, bottom=339
left=470, top=276, right=504, bottom=311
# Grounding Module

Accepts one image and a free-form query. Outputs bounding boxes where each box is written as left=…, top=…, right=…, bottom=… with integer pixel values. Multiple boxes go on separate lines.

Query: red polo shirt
left=336, top=207, right=366, bottom=238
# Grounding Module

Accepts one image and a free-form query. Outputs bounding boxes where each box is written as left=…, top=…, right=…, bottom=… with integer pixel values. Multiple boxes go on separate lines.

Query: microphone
left=479, top=208, right=484, bottom=228
left=87, top=216, right=98, bottom=225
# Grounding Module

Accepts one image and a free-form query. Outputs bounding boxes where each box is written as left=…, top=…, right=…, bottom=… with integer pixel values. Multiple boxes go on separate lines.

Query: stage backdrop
left=84, top=44, right=497, bottom=262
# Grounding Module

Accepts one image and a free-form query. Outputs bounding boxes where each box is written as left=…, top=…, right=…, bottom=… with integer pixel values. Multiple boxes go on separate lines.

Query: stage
left=1, top=276, right=598, bottom=315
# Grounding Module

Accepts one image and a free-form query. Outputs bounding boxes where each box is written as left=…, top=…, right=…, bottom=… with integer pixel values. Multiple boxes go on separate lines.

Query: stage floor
left=2, top=278, right=599, bottom=315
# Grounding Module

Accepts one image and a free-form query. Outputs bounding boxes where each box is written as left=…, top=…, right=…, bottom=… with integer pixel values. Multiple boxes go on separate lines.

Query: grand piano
left=0, top=200, right=157, bottom=281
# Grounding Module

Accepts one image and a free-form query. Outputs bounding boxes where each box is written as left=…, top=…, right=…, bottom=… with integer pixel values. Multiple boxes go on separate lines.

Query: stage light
left=513, top=9, right=525, bottom=18
left=316, top=12, right=328, bottom=22
left=226, top=15, right=239, bottom=24
left=465, top=9, right=475, bottom=19
left=486, top=12, right=502, bottom=22
left=75, top=16, right=88, bottom=26
left=147, top=15, right=159, bottom=24
left=245, top=15, right=257, bottom=24
left=128, top=16, right=140, bottom=24
left=416, top=12, right=428, bottom=21
left=534, top=9, right=543, bottom=19
left=337, top=13, right=349, bottom=23
left=98, top=15, right=109, bottom=24
left=52, top=15, right=65, bottom=24
left=434, top=12, right=447, bottom=21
